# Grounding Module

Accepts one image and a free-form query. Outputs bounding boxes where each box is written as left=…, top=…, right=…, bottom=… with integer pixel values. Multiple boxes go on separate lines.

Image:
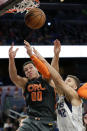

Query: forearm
left=30, top=55, right=50, bottom=79
left=9, top=58, right=18, bottom=82
left=51, top=55, right=59, bottom=72
left=44, top=60, right=62, bottom=85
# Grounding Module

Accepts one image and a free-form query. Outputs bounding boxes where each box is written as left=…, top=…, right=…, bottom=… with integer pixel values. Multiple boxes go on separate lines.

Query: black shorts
left=17, top=117, right=56, bottom=131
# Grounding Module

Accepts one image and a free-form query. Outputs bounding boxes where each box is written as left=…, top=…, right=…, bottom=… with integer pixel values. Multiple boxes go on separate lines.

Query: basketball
left=25, top=8, right=46, bottom=29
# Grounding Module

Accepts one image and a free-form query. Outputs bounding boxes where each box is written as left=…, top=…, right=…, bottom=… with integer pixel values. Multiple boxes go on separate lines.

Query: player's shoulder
left=22, top=77, right=28, bottom=82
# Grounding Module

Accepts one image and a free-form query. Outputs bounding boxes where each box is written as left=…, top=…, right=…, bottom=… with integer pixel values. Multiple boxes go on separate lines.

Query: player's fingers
left=9, top=45, right=13, bottom=53
left=54, top=39, right=59, bottom=46
left=24, top=40, right=28, bottom=45
left=9, top=41, right=15, bottom=51
left=56, top=39, right=61, bottom=45
left=24, top=40, right=27, bottom=43
left=53, top=40, right=56, bottom=45
left=24, top=40, right=30, bottom=46
left=15, top=48, right=19, bottom=54
left=24, top=42, right=28, bottom=47
left=55, top=40, right=61, bottom=49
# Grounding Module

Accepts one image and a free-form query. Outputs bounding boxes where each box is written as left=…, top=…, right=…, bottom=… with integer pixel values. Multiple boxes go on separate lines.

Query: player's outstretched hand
left=53, top=39, right=61, bottom=56
left=9, top=42, right=19, bottom=59
left=24, top=40, right=33, bottom=57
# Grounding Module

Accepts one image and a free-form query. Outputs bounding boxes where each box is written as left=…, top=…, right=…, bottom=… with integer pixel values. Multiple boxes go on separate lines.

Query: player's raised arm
left=24, top=40, right=50, bottom=79
left=51, top=39, right=61, bottom=72
left=51, top=39, right=63, bottom=95
left=9, top=43, right=27, bottom=89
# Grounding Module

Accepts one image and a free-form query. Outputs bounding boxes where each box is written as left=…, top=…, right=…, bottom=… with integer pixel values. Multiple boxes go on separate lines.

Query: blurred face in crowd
left=84, top=114, right=87, bottom=125
left=23, top=63, right=39, bottom=80
left=0, top=0, right=8, bottom=5
left=65, top=77, right=78, bottom=90
left=19, top=118, right=25, bottom=127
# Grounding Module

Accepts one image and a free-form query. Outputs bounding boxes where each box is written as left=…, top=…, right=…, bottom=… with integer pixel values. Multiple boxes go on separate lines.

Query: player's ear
left=74, top=85, right=78, bottom=90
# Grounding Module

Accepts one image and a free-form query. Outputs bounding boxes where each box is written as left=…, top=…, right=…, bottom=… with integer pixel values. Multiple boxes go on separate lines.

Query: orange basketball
left=25, top=8, right=46, bottom=29
left=77, top=83, right=87, bottom=99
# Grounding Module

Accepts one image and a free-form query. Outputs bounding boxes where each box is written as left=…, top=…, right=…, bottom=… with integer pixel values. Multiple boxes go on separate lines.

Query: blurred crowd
left=0, top=106, right=27, bottom=131
left=0, top=18, right=58, bottom=45
left=0, top=86, right=27, bottom=131
left=0, top=1, right=87, bottom=46
left=0, top=19, right=87, bottom=46
left=0, top=6, right=87, bottom=46
left=0, top=85, right=87, bottom=131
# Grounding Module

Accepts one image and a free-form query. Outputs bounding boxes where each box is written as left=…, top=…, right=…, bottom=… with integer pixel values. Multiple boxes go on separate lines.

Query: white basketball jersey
left=57, top=96, right=86, bottom=131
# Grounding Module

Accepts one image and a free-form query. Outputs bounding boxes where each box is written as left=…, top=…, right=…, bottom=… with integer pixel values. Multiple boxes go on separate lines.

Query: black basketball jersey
left=23, top=76, right=56, bottom=120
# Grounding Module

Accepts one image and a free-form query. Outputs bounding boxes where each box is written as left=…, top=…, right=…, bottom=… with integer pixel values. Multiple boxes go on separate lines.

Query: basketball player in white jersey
left=50, top=39, right=86, bottom=131
left=30, top=39, right=86, bottom=131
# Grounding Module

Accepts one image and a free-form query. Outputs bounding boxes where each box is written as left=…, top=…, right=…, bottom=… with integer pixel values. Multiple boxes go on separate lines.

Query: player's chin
left=28, top=75, right=35, bottom=80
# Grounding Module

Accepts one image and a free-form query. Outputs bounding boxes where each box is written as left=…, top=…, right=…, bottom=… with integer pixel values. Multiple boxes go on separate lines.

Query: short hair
left=23, top=61, right=34, bottom=70
left=67, top=75, right=80, bottom=90
left=23, top=61, right=34, bottom=73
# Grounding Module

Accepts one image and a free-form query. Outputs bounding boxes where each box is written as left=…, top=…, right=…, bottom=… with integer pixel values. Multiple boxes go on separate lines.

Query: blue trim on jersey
left=64, top=98, right=72, bottom=112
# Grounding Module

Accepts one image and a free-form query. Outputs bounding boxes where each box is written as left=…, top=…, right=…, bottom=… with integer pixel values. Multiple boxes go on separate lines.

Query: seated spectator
left=3, top=118, right=13, bottom=131
left=83, top=113, right=87, bottom=131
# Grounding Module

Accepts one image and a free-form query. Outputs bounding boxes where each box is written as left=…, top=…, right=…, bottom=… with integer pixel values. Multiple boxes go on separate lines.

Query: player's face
left=23, top=63, right=39, bottom=80
left=65, top=77, right=77, bottom=90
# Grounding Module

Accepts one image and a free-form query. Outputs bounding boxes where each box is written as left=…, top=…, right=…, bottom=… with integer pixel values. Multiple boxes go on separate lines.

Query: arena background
left=0, top=0, right=87, bottom=130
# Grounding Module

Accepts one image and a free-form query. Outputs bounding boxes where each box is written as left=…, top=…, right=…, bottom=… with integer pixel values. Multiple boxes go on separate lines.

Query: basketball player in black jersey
left=9, top=42, right=57, bottom=131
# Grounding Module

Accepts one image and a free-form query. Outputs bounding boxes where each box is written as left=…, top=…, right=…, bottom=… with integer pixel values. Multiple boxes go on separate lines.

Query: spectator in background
left=20, top=106, right=27, bottom=116
left=0, top=119, right=4, bottom=131
left=83, top=113, right=87, bottom=131
left=12, top=123, right=18, bottom=131
left=3, top=118, right=13, bottom=131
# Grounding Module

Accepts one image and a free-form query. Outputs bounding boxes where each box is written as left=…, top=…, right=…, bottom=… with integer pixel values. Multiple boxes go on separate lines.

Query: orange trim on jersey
left=31, top=91, right=42, bottom=102
left=27, top=83, right=46, bottom=102
left=37, top=91, right=42, bottom=101
left=27, top=84, right=46, bottom=92
left=31, top=92, right=37, bottom=101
